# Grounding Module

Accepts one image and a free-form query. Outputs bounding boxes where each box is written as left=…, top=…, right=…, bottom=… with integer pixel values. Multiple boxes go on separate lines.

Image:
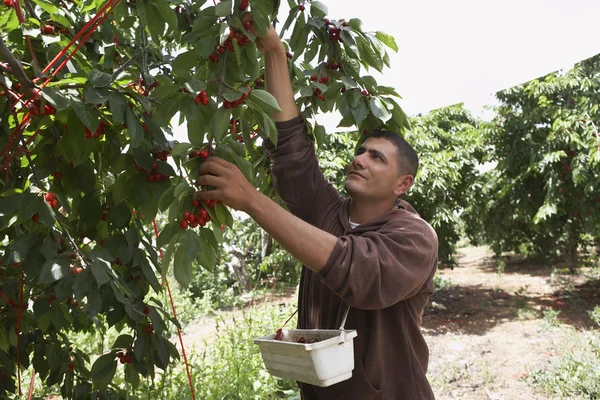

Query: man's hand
left=195, top=158, right=257, bottom=213
left=241, top=13, right=283, bottom=54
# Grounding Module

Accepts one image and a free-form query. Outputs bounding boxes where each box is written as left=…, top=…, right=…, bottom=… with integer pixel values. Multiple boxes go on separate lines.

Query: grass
left=526, top=306, right=600, bottom=399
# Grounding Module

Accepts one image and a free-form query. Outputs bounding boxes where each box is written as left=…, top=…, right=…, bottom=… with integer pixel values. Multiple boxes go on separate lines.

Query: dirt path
left=424, top=246, right=599, bottom=400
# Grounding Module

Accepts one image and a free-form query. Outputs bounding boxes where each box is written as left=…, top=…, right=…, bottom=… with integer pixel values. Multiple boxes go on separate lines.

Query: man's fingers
left=198, top=157, right=230, bottom=177
left=196, top=174, right=222, bottom=188
left=195, top=188, right=224, bottom=201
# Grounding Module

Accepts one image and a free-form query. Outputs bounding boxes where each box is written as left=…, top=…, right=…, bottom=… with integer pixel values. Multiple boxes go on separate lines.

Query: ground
left=181, top=246, right=600, bottom=400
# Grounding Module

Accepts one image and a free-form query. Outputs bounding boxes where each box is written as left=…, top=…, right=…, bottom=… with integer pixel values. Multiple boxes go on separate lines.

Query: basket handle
left=338, top=303, right=351, bottom=344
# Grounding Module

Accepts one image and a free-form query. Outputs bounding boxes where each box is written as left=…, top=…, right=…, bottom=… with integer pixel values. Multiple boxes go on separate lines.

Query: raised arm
left=255, top=23, right=299, bottom=121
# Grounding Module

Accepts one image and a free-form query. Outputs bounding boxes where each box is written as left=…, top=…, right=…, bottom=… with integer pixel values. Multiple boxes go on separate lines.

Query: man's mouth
left=349, top=171, right=365, bottom=178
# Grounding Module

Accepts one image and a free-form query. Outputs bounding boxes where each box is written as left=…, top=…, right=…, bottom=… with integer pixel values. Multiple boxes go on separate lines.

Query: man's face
left=344, top=138, right=408, bottom=202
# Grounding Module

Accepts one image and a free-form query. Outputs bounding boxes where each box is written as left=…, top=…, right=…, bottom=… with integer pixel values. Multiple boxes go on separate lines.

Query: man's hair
left=365, top=131, right=419, bottom=177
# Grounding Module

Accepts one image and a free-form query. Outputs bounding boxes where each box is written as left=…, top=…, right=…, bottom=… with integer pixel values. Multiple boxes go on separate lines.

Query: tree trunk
left=231, top=249, right=252, bottom=293
left=261, top=231, right=273, bottom=260
left=565, top=223, right=579, bottom=270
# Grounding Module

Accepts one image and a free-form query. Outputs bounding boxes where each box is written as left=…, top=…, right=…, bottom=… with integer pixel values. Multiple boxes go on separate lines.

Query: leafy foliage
left=0, top=0, right=402, bottom=396
left=465, top=54, right=600, bottom=261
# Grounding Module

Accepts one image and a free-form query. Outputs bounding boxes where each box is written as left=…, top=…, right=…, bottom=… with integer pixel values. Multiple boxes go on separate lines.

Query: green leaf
left=71, top=99, right=99, bottom=132
left=0, top=325, right=9, bottom=353
left=125, top=363, right=140, bottom=389
left=179, top=229, right=202, bottom=261
left=158, top=185, right=176, bottom=212
left=112, top=334, right=134, bottom=349
left=31, top=0, right=57, bottom=13
left=314, top=124, right=326, bottom=146
left=157, top=222, right=178, bottom=248
left=232, top=154, right=253, bottom=184
left=90, top=353, right=117, bottom=388
left=112, top=173, right=130, bottom=205
left=41, top=88, right=71, bottom=111
left=108, top=93, right=128, bottom=124
left=38, top=259, right=69, bottom=284
left=173, top=246, right=193, bottom=287
left=84, top=86, right=110, bottom=104
left=248, top=89, right=282, bottom=115
left=211, top=107, right=231, bottom=142
left=349, top=18, right=364, bottom=32
left=90, top=258, right=110, bottom=287
left=370, top=97, right=392, bottom=123
left=172, top=51, right=200, bottom=79
left=214, top=0, right=232, bottom=16
left=340, top=31, right=360, bottom=60
left=171, top=143, right=193, bottom=157
left=375, top=31, right=398, bottom=52
left=252, top=7, right=268, bottom=37
left=310, top=1, right=328, bottom=18
left=155, top=0, right=177, bottom=30
left=125, top=108, right=143, bottom=148
left=88, top=69, right=113, bottom=87
left=356, top=35, right=383, bottom=72
left=289, top=12, right=307, bottom=57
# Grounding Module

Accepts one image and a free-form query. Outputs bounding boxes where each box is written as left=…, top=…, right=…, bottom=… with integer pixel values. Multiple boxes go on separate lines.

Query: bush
left=526, top=306, right=600, bottom=399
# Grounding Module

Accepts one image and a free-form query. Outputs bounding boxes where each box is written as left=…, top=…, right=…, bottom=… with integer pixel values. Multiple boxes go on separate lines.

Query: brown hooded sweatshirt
left=265, top=116, right=438, bottom=400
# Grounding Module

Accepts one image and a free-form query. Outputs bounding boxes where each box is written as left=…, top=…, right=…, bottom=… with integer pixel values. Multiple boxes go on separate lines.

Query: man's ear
left=393, top=175, right=414, bottom=197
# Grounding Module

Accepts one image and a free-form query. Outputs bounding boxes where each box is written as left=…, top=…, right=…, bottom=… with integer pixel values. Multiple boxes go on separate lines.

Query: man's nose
left=352, top=154, right=366, bottom=169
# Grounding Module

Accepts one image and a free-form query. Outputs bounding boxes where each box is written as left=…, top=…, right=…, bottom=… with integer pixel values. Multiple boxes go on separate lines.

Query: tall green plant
left=466, top=54, right=600, bottom=262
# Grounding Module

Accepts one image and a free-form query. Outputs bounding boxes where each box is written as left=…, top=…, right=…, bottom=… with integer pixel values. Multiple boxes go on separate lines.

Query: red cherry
left=154, top=173, right=162, bottom=181
left=147, top=175, right=154, bottom=183
left=243, top=21, right=251, bottom=30
left=32, top=214, right=40, bottom=222
left=3, top=0, right=14, bottom=7
left=299, top=4, right=305, bottom=11
left=45, top=193, right=56, bottom=202
left=238, top=0, right=248, bottom=10
left=183, top=211, right=192, bottom=221
left=192, top=199, right=200, bottom=208
left=200, top=150, right=209, bottom=159
left=192, top=149, right=201, bottom=158
left=179, top=220, right=188, bottom=229
left=50, top=199, right=59, bottom=208
left=198, top=209, right=208, bottom=219
left=310, top=75, right=317, bottom=81
left=143, top=305, right=150, bottom=315
left=145, top=325, right=154, bottom=334
left=42, top=25, right=55, bottom=35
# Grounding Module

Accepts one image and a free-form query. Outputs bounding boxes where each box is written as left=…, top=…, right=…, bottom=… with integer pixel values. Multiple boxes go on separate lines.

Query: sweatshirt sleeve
left=264, top=116, right=343, bottom=224
left=318, top=216, right=438, bottom=310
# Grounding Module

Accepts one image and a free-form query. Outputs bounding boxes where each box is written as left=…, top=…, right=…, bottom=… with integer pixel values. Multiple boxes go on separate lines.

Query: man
left=196, top=23, right=438, bottom=400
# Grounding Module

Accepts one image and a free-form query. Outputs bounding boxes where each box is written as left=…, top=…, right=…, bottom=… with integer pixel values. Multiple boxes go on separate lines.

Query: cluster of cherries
left=45, top=192, right=59, bottom=208
left=208, top=26, right=253, bottom=63
left=85, top=121, right=106, bottom=139
left=117, top=348, right=134, bottom=364
left=223, top=89, right=251, bottom=109
left=28, top=97, right=56, bottom=116
left=194, top=90, right=209, bottom=105
left=133, top=158, right=170, bottom=184
left=325, top=60, right=342, bottom=70
left=41, top=23, right=70, bottom=35
left=179, top=198, right=217, bottom=229
left=69, top=264, right=83, bottom=275
left=310, top=75, right=329, bottom=102
left=152, top=149, right=170, bottom=162
left=273, top=329, right=320, bottom=344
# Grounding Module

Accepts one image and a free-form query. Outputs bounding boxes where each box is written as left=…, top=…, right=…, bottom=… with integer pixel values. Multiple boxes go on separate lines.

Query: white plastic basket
left=254, top=305, right=357, bottom=387
left=253, top=328, right=358, bottom=387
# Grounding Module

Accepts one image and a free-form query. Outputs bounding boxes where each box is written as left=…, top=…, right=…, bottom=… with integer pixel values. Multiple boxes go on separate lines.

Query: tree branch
left=0, top=37, right=36, bottom=97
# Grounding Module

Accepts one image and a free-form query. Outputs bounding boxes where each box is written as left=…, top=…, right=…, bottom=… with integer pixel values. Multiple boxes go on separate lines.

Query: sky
left=313, top=0, right=600, bottom=129
left=174, top=0, right=600, bottom=137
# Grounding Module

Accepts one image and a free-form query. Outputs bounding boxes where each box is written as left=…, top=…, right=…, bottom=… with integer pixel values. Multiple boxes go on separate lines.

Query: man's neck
left=348, top=197, right=396, bottom=225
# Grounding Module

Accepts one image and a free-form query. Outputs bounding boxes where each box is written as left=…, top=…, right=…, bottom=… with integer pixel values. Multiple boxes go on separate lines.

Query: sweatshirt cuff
left=275, top=115, right=304, bottom=130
